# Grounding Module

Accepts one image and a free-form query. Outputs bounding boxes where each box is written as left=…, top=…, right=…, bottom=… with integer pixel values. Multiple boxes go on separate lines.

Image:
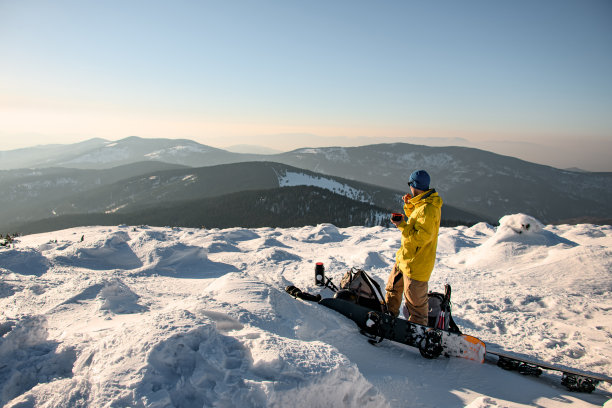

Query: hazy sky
left=1, top=0, right=611, bottom=170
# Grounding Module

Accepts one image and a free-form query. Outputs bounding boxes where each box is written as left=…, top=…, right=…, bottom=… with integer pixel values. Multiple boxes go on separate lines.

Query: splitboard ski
left=319, top=297, right=486, bottom=363
left=486, top=349, right=612, bottom=393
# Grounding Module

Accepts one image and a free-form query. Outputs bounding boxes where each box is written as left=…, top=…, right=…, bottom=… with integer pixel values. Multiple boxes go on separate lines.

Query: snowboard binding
left=561, top=373, right=598, bottom=393
left=418, top=329, right=443, bottom=359
left=497, top=355, right=543, bottom=377
left=363, top=310, right=385, bottom=345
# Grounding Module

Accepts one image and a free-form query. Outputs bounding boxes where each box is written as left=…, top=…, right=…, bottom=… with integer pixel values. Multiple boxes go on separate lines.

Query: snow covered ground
left=0, top=214, right=610, bottom=407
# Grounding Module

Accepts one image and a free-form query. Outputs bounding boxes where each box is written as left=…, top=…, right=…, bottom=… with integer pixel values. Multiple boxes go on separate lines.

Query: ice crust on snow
left=0, top=215, right=611, bottom=407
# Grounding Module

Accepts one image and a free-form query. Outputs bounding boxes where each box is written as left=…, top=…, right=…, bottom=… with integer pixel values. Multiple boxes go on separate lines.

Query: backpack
left=426, top=284, right=461, bottom=333
left=333, top=268, right=387, bottom=313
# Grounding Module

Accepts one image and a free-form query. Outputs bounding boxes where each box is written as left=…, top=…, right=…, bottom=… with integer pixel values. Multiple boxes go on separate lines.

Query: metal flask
left=315, top=262, right=325, bottom=286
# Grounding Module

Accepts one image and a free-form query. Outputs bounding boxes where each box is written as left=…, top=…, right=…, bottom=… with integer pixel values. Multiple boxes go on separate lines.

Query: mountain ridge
left=1, top=162, right=483, bottom=234
left=2, top=136, right=610, bottom=223
left=5, top=186, right=396, bottom=234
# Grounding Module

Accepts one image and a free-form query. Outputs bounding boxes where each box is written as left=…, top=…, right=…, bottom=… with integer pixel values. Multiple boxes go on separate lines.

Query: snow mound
left=239, top=236, right=293, bottom=253
left=0, top=248, right=49, bottom=276
left=202, top=274, right=276, bottom=323
left=130, top=230, right=238, bottom=277
left=469, top=222, right=497, bottom=236
left=137, top=322, right=386, bottom=407
left=57, top=278, right=147, bottom=314
left=98, top=279, right=148, bottom=314
left=205, top=240, right=241, bottom=253
left=217, top=228, right=260, bottom=243
left=254, top=248, right=302, bottom=264
left=56, top=231, right=142, bottom=270
left=301, top=224, right=347, bottom=243
left=0, top=316, right=76, bottom=406
left=499, top=213, right=544, bottom=234
left=2, top=222, right=611, bottom=407
left=199, top=274, right=388, bottom=407
left=438, top=230, right=478, bottom=255
left=137, top=322, right=266, bottom=407
left=155, top=243, right=209, bottom=271
left=146, top=243, right=238, bottom=278
left=438, top=223, right=497, bottom=255
left=351, top=251, right=391, bottom=270
left=259, top=237, right=292, bottom=249
left=489, top=214, right=576, bottom=247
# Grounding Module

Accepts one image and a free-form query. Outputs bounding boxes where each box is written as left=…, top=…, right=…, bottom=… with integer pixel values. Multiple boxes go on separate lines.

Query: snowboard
left=286, top=286, right=610, bottom=393
left=486, top=349, right=612, bottom=393
left=319, top=297, right=486, bottom=363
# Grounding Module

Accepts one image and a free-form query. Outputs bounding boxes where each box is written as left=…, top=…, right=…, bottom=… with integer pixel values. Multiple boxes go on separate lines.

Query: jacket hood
left=409, top=189, right=443, bottom=208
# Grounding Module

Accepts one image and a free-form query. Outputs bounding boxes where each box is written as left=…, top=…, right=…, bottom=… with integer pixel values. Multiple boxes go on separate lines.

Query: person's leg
left=384, top=264, right=404, bottom=317
left=404, top=278, right=429, bottom=325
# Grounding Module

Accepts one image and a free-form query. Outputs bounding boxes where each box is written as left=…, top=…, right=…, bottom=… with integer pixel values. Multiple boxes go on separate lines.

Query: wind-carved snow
left=278, top=171, right=373, bottom=204
left=1, top=217, right=611, bottom=407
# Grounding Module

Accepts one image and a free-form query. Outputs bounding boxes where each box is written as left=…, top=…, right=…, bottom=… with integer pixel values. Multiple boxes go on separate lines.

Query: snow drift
left=0, top=215, right=610, bottom=407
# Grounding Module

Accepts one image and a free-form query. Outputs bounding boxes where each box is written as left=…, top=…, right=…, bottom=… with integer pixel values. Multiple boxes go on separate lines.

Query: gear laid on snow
left=285, top=264, right=612, bottom=393
left=338, top=268, right=387, bottom=313
left=423, top=284, right=461, bottom=333
left=320, top=296, right=485, bottom=361
left=486, top=349, right=611, bottom=393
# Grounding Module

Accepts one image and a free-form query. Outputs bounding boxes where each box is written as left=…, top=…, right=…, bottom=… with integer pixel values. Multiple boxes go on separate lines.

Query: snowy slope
left=0, top=215, right=610, bottom=407
left=277, top=170, right=376, bottom=204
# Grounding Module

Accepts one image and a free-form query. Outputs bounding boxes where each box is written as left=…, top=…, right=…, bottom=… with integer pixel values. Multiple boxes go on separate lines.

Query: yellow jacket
left=395, top=189, right=443, bottom=282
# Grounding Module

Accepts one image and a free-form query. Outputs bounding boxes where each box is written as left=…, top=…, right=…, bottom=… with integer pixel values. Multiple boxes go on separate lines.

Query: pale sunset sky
left=1, top=0, right=611, bottom=170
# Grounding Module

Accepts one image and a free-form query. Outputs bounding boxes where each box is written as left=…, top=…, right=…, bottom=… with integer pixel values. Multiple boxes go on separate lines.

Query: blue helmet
left=408, top=170, right=430, bottom=191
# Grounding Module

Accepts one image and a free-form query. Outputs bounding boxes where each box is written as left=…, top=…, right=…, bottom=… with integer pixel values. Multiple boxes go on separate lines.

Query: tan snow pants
left=385, top=264, right=429, bottom=325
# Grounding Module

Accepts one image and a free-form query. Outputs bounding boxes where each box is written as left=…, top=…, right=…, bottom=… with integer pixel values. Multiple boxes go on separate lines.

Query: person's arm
left=404, top=206, right=436, bottom=247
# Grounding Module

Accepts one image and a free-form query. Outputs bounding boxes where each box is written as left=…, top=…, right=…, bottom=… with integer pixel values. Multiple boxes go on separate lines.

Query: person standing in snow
left=386, top=170, right=443, bottom=325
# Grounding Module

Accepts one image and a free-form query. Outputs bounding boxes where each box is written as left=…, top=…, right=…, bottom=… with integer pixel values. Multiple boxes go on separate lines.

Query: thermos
left=315, top=262, right=325, bottom=286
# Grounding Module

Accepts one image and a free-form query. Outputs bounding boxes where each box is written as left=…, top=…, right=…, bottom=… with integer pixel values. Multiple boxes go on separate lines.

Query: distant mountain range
left=1, top=136, right=611, bottom=228
left=0, top=136, right=244, bottom=169
left=1, top=162, right=480, bottom=234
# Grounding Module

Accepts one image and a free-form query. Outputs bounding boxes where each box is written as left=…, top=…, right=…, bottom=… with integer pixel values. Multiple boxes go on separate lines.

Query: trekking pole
left=323, top=276, right=339, bottom=292
left=437, top=284, right=452, bottom=330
